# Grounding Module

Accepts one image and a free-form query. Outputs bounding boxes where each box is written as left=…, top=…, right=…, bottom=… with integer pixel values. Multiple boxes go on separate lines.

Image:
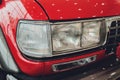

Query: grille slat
left=105, top=20, right=119, bottom=54
left=118, top=21, right=120, bottom=26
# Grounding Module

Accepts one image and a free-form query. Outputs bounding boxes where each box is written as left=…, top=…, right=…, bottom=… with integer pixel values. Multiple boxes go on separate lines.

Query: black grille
left=106, top=20, right=120, bottom=54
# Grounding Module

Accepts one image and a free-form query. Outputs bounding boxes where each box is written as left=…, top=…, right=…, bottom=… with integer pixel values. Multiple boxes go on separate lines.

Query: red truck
left=1, top=0, right=120, bottom=80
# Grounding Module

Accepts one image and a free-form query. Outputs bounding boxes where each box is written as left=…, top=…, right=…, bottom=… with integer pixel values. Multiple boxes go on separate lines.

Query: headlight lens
left=52, top=21, right=106, bottom=53
left=17, top=21, right=52, bottom=58
left=52, top=23, right=81, bottom=51
left=17, top=20, right=107, bottom=58
left=82, top=21, right=101, bottom=48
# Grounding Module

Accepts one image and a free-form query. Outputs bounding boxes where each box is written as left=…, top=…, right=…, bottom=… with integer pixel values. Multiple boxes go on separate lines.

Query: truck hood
left=37, top=0, right=120, bottom=20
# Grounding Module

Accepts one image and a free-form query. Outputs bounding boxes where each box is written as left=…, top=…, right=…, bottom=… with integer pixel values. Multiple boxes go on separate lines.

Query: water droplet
left=78, top=8, right=82, bottom=11
left=74, top=3, right=78, bottom=5
left=52, top=3, right=55, bottom=6
left=57, top=9, right=61, bottom=12
left=40, top=13, right=43, bottom=15
left=100, top=10, right=103, bottom=14
left=66, top=0, right=69, bottom=1
left=60, top=17, right=63, bottom=19
left=101, top=3, right=105, bottom=6
left=94, top=3, right=98, bottom=7
left=92, top=15, right=96, bottom=17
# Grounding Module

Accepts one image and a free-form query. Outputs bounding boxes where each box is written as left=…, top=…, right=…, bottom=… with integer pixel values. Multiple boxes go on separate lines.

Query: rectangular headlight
left=52, top=23, right=82, bottom=51
left=17, top=19, right=107, bottom=58
left=82, top=21, right=101, bottom=48
left=17, top=21, right=52, bottom=58
left=52, top=20, right=106, bottom=54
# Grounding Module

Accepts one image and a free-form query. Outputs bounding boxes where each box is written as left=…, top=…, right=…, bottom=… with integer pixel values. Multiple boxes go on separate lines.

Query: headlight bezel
left=16, top=18, right=108, bottom=58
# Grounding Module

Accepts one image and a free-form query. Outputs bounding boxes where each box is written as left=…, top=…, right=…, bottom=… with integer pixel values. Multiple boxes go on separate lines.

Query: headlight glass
left=17, top=21, right=52, bottom=58
left=82, top=21, right=101, bottom=48
left=52, top=21, right=105, bottom=53
left=52, top=23, right=82, bottom=51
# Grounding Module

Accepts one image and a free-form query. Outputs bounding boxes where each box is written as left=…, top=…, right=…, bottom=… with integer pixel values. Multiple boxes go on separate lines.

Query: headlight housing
left=17, top=21, right=52, bottom=58
left=52, top=20, right=106, bottom=55
left=17, top=19, right=107, bottom=58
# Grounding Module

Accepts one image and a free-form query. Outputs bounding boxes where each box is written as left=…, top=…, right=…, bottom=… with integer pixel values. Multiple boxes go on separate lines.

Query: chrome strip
left=52, top=55, right=97, bottom=72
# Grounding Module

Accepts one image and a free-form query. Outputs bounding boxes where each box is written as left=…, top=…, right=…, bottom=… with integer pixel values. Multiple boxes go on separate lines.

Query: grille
left=106, top=20, right=120, bottom=54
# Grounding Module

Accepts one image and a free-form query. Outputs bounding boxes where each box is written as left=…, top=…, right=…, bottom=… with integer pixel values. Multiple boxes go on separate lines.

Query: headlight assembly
left=17, top=19, right=107, bottom=58
left=17, top=21, right=52, bottom=58
left=52, top=20, right=106, bottom=55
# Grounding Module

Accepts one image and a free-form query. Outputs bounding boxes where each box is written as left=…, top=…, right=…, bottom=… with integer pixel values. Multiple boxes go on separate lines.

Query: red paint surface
left=44, top=50, right=105, bottom=75
left=38, top=0, right=120, bottom=20
left=0, top=0, right=47, bottom=76
left=116, top=45, right=120, bottom=59
left=0, top=0, right=120, bottom=76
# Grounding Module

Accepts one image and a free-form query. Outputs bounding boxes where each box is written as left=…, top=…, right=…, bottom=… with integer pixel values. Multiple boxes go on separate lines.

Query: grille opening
left=111, top=21, right=117, bottom=27
left=118, top=20, right=120, bottom=26
left=117, top=36, right=120, bottom=42
left=110, top=29, right=116, bottom=35
left=53, top=56, right=96, bottom=72
left=54, top=62, right=79, bottom=71
left=118, top=28, right=120, bottom=34
left=107, top=37, right=116, bottom=44
left=105, top=20, right=120, bottom=54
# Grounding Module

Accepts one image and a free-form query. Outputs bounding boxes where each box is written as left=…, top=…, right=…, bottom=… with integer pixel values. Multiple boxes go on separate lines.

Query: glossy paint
left=0, top=0, right=120, bottom=76
left=37, top=0, right=120, bottom=20
left=116, top=44, right=120, bottom=59
left=0, top=0, right=47, bottom=76
left=44, top=50, right=105, bottom=75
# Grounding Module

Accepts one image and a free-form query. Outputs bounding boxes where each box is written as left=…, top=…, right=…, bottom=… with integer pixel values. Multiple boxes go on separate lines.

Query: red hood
left=37, top=0, right=120, bottom=20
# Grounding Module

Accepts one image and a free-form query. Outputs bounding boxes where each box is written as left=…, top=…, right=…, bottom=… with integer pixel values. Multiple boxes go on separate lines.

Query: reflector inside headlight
left=52, top=23, right=81, bottom=51
left=17, top=21, right=52, bottom=58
